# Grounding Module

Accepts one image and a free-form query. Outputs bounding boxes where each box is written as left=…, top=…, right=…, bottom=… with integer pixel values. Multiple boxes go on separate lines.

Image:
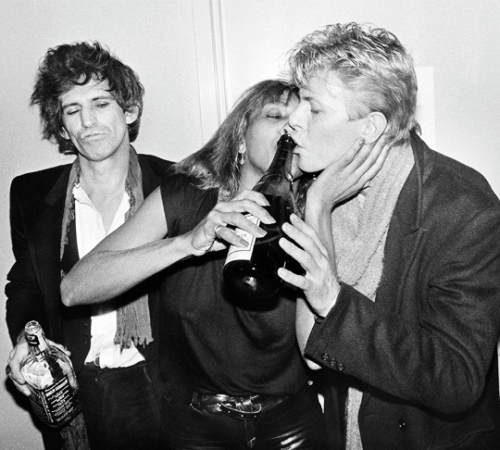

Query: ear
left=125, top=105, right=139, bottom=124
left=361, top=111, right=387, bottom=144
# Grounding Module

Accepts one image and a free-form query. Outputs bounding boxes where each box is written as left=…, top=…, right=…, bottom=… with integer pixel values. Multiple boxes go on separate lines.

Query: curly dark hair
left=31, top=41, right=144, bottom=154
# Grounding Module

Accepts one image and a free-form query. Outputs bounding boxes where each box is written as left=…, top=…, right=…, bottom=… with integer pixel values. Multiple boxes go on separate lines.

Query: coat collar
left=393, top=131, right=435, bottom=236
left=44, top=151, right=160, bottom=206
left=139, top=155, right=161, bottom=197
left=36, top=151, right=163, bottom=343
left=45, top=164, right=72, bottom=207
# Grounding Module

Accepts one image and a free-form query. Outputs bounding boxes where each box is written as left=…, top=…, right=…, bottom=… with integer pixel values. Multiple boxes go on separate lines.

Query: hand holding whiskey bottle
left=12, top=321, right=90, bottom=449
left=20, top=320, right=81, bottom=427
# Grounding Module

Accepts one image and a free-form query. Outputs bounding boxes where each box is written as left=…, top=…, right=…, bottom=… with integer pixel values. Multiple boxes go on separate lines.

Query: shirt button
left=337, top=363, right=345, bottom=371
left=322, top=353, right=329, bottom=362
left=398, top=418, right=406, bottom=431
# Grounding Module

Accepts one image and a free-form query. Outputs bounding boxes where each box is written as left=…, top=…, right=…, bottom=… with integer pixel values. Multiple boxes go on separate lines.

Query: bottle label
left=225, top=214, right=259, bottom=264
left=28, top=375, right=79, bottom=426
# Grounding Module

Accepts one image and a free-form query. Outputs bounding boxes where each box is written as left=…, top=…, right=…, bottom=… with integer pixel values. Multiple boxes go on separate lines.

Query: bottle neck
left=25, top=322, right=50, bottom=361
left=255, top=134, right=296, bottom=189
left=264, top=149, right=293, bottom=178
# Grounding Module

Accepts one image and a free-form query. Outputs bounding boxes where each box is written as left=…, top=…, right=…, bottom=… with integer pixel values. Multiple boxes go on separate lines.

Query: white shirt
left=73, top=184, right=144, bottom=368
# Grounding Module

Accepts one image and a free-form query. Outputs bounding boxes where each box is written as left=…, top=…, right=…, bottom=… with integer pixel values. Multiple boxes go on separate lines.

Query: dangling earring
left=237, top=141, right=246, bottom=166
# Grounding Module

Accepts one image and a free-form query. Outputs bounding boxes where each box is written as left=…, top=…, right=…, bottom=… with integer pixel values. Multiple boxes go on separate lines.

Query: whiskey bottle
left=20, top=320, right=82, bottom=427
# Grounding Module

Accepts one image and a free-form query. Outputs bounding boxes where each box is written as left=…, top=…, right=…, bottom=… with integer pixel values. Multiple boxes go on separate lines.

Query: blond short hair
left=286, top=22, right=419, bottom=147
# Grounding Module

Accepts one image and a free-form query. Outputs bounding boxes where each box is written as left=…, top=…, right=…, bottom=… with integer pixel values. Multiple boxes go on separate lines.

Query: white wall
left=219, top=0, right=500, bottom=194
left=0, top=1, right=218, bottom=447
left=1, top=0, right=499, bottom=448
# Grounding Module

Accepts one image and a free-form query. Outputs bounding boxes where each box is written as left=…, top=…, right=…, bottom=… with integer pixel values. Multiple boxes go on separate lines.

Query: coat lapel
left=31, top=155, right=159, bottom=315
left=359, top=133, right=432, bottom=415
left=26, top=166, right=71, bottom=341
left=24, top=155, right=167, bottom=358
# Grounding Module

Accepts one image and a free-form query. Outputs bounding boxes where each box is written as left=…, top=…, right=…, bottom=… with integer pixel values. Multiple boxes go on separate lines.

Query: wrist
left=311, top=282, right=341, bottom=319
left=160, top=235, right=195, bottom=264
left=313, top=312, right=326, bottom=325
left=16, top=331, right=26, bottom=345
left=305, top=198, right=329, bottom=220
left=312, top=302, right=334, bottom=320
left=176, top=233, right=204, bottom=258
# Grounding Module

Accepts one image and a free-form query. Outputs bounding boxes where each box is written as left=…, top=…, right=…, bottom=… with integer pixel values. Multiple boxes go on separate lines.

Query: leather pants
left=160, top=381, right=328, bottom=450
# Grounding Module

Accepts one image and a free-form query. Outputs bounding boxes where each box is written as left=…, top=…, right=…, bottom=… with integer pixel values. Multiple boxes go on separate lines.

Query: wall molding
left=191, top=0, right=227, bottom=142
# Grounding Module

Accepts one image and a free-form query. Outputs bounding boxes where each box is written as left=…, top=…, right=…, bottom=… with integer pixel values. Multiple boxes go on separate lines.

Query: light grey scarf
left=331, top=144, right=414, bottom=449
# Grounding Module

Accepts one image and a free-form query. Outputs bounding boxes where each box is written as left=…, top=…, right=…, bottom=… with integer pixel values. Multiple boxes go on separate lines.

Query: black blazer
left=307, top=133, right=500, bottom=449
left=6, top=154, right=173, bottom=373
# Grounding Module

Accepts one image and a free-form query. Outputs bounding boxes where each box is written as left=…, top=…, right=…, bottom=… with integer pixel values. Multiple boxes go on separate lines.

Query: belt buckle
left=220, top=397, right=262, bottom=420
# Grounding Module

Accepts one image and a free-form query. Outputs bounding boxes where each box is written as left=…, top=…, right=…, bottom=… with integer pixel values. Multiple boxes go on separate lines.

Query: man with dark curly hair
left=5, top=41, right=172, bottom=450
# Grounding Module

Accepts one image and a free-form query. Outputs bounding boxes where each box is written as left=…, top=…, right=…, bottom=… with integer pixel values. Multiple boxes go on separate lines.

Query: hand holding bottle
left=279, top=214, right=340, bottom=317
left=186, top=189, right=275, bottom=256
left=7, top=334, right=74, bottom=396
left=223, top=133, right=298, bottom=300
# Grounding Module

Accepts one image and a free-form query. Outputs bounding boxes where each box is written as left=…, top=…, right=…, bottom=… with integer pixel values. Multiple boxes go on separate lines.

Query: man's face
left=288, top=71, right=368, bottom=173
left=60, top=79, right=137, bottom=162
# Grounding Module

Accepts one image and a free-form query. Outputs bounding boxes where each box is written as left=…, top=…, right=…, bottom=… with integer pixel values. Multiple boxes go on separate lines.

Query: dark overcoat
left=307, top=133, right=500, bottom=449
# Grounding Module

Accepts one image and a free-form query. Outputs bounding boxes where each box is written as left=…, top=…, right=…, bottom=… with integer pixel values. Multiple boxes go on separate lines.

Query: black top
left=158, top=173, right=309, bottom=396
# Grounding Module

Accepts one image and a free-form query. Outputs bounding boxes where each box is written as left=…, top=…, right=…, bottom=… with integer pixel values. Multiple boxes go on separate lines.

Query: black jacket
left=6, top=154, right=173, bottom=372
left=307, top=134, right=500, bottom=449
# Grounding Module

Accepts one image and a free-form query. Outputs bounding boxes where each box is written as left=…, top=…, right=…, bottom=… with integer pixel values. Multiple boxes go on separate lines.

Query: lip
left=289, top=133, right=300, bottom=146
left=81, top=132, right=105, bottom=141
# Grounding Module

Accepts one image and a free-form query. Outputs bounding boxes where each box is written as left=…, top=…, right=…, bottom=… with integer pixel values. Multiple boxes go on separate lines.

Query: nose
left=80, top=106, right=97, bottom=128
left=287, top=102, right=304, bottom=132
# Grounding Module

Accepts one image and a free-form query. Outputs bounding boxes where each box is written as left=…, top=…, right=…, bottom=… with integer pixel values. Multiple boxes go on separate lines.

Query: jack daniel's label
left=28, top=374, right=79, bottom=426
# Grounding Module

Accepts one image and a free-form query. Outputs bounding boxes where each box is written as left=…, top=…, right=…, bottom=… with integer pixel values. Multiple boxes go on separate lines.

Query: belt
left=189, top=391, right=288, bottom=449
left=190, top=392, right=287, bottom=420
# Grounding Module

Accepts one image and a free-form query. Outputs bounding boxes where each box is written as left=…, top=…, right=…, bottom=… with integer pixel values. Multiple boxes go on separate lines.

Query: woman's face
left=241, top=92, right=300, bottom=190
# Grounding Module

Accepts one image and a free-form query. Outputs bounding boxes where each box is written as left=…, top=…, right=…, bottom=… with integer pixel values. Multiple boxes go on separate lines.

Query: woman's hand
left=187, top=190, right=276, bottom=256
left=278, top=214, right=340, bottom=317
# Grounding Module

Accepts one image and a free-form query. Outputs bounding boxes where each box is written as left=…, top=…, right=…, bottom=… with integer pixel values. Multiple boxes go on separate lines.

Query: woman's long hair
left=174, top=79, right=298, bottom=199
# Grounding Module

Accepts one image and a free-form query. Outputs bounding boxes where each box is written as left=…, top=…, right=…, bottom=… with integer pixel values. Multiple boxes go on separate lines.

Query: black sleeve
left=5, top=179, right=49, bottom=344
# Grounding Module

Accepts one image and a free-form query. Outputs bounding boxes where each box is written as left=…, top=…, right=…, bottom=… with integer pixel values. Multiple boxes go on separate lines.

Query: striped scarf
left=60, top=147, right=153, bottom=349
